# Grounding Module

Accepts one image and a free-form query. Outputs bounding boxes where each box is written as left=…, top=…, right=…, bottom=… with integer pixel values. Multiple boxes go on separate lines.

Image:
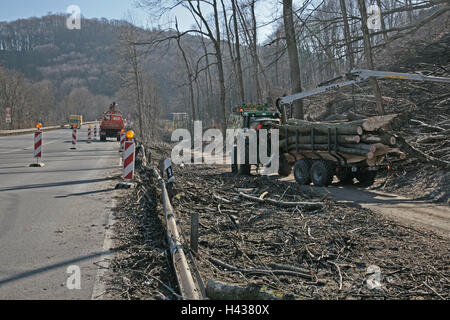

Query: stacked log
left=272, top=114, right=405, bottom=165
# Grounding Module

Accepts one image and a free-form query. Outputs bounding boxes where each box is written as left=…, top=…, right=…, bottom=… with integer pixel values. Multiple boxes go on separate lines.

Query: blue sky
left=0, top=0, right=275, bottom=42
left=1, top=0, right=150, bottom=24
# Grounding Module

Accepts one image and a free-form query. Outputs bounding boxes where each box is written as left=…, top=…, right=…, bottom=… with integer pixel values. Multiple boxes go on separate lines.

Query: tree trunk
left=283, top=0, right=303, bottom=119
left=232, top=0, right=245, bottom=103
left=175, top=20, right=196, bottom=132
left=357, top=0, right=385, bottom=116
left=339, top=0, right=355, bottom=69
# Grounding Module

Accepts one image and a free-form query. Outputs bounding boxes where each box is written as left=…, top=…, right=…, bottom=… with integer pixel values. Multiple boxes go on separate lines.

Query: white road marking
left=91, top=195, right=117, bottom=300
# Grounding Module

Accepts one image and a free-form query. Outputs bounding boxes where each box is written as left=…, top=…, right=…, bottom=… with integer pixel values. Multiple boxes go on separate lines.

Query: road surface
left=0, top=127, right=121, bottom=299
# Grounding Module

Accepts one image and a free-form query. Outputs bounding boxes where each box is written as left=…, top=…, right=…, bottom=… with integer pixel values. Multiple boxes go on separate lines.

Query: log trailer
left=232, top=69, right=450, bottom=187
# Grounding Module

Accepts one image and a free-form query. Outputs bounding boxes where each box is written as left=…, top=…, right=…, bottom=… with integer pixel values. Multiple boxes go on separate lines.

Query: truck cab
left=100, top=104, right=125, bottom=141
left=69, top=115, right=83, bottom=129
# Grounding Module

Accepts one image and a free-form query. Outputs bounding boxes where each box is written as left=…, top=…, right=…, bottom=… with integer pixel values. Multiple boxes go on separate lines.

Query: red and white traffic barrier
left=71, top=128, right=77, bottom=150
left=123, top=140, right=135, bottom=181
left=34, top=130, right=43, bottom=159
left=30, top=123, right=45, bottom=167
left=120, top=131, right=125, bottom=151
left=94, top=125, right=97, bottom=139
left=87, top=126, right=92, bottom=144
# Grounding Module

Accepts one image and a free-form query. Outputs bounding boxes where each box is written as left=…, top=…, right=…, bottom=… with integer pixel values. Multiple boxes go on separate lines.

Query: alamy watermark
left=66, top=5, right=81, bottom=30
left=171, top=121, right=279, bottom=175
left=366, top=265, right=382, bottom=290
left=66, top=265, right=81, bottom=290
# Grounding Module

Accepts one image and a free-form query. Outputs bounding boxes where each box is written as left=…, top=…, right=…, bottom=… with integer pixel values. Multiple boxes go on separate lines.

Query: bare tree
left=283, top=0, right=303, bottom=119
left=357, top=0, right=385, bottom=115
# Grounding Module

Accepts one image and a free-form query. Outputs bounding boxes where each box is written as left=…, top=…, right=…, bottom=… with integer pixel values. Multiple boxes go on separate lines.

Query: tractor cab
left=229, top=103, right=281, bottom=175
left=230, top=103, right=281, bottom=130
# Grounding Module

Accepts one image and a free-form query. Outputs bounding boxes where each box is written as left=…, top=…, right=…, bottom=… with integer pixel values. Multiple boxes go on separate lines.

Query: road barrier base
left=29, top=163, right=45, bottom=168
left=115, top=183, right=134, bottom=190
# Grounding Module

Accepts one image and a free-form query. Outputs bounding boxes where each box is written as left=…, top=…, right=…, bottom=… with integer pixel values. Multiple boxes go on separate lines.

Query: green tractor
left=229, top=103, right=287, bottom=176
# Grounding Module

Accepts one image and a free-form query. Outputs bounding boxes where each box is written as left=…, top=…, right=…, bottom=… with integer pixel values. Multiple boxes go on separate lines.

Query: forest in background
left=0, top=0, right=448, bottom=133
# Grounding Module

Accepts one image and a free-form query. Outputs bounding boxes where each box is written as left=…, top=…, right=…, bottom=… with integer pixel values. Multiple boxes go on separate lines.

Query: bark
left=281, top=120, right=365, bottom=135
left=232, top=0, right=245, bottom=103
left=357, top=0, right=386, bottom=115
left=175, top=20, right=196, bottom=126
left=339, top=0, right=355, bottom=69
left=283, top=0, right=303, bottom=119
left=188, top=0, right=227, bottom=132
left=361, top=134, right=396, bottom=146
left=279, top=134, right=361, bottom=146
left=131, top=43, right=144, bottom=138
left=206, top=280, right=283, bottom=300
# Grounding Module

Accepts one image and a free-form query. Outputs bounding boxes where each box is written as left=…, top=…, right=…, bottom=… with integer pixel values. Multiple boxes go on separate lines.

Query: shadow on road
left=0, top=250, right=114, bottom=287
left=55, top=187, right=116, bottom=198
left=0, top=177, right=114, bottom=193
left=0, top=166, right=120, bottom=175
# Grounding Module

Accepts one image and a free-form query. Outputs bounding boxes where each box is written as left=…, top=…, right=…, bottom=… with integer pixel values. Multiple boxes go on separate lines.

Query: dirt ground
left=105, top=144, right=449, bottom=300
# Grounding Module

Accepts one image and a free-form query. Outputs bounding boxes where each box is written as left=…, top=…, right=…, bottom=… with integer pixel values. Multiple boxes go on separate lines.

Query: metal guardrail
left=136, top=143, right=202, bottom=300
left=0, top=121, right=99, bottom=137
left=146, top=165, right=202, bottom=300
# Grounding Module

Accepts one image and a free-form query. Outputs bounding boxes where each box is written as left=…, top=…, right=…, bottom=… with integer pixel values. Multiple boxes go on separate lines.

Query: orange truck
left=99, top=103, right=125, bottom=141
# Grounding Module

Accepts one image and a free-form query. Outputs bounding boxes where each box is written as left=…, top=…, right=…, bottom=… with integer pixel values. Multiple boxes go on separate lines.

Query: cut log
left=206, top=280, right=284, bottom=300
left=273, top=122, right=364, bottom=136
left=361, top=134, right=396, bottom=146
left=349, top=114, right=398, bottom=132
left=340, top=143, right=377, bottom=153
left=279, top=134, right=361, bottom=146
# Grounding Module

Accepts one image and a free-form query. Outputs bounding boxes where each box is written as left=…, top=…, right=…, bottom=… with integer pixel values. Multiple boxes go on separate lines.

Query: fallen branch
left=209, top=257, right=314, bottom=280
left=238, top=192, right=324, bottom=209
left=206, top=280, right=284, bottom=300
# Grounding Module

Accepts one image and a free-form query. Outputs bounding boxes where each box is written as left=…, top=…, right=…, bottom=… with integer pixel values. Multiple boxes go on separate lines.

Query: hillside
left=0, top=15, right=124, bottom=99
left=0, top=15, right=200, bottom=128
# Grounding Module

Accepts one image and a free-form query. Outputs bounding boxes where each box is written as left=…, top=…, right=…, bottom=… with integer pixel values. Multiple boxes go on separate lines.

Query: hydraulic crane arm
left=278, top=69, right=450, bottom=106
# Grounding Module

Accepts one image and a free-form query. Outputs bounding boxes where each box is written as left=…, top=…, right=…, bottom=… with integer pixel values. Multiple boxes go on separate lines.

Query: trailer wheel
left=100, top=135, right=106, bottom=142
left=293, top=159, right=312, bottom=185
left=356, top=170, right=377, bottom=186
left=310, top=160, right=335, bottom=187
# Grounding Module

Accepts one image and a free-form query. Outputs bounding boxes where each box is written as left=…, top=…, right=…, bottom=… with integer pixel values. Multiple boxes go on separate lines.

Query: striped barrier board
left=71, top=128, right=77, bottom=149
left=88, top=127, right=92, bottom=144
left=120, top=132, right=125, bottom=151
left=123, top=141, right=135, bottom=181
left=30, top=129, right=45, bottom=167
left=94, top=125, right=97, bottom=138
left=34, top=130, right=43, bottom=159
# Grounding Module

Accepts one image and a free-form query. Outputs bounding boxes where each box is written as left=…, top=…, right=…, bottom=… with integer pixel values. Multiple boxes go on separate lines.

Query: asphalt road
left=281, top=175, right=450, bottom=239
left=0, top=127, right=122, bottom=299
